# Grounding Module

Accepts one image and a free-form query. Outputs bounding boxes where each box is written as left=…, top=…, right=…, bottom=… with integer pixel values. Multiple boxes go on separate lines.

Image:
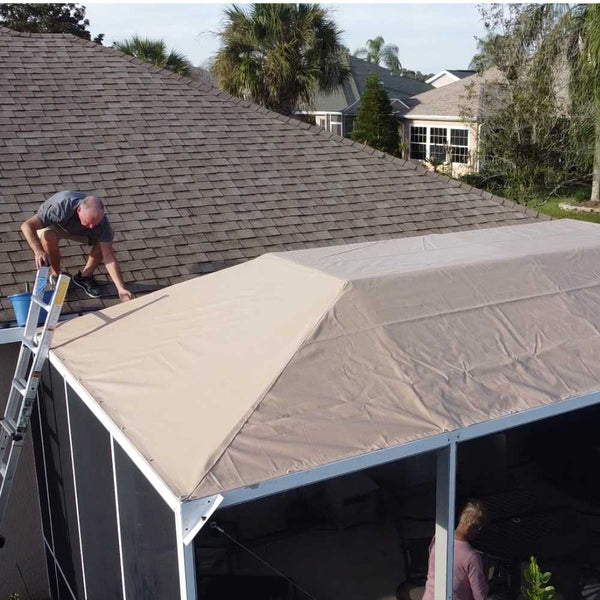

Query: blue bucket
left=8, top=290, right=55, bottom=327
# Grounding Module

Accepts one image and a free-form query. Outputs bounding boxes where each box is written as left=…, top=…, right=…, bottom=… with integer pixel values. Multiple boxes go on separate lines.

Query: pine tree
left=350, top=72, right=399, bottom=155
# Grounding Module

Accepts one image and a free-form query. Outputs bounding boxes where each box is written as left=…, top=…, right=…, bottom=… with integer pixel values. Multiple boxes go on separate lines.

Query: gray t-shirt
left=37, top=190, right=114, bottom=243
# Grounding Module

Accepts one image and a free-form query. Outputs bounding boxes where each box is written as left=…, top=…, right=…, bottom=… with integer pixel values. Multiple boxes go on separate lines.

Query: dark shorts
left=37, top=225, right=98, bottom=246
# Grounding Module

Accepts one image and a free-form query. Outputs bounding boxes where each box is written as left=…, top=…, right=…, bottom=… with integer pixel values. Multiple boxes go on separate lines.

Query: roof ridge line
left=2, top=26, right=546, bottom=221
left=0, top=25, right=93, bottom=41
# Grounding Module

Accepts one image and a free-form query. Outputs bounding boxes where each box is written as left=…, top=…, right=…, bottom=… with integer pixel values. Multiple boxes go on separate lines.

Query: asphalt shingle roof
left=309, top=55, right=431, bottom=113
left=0, top=28, right=547, bottom=325
left=447, top=70, right=477, bottom=79
left=400, top=68, right=504, bottom=119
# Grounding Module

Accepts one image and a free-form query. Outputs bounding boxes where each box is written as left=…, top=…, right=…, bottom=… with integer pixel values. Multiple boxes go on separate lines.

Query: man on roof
left=20, top=190, right=133, bottom=301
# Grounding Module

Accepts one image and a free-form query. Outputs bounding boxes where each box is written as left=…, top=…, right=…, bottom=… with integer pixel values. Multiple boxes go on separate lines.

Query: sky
left=85, top=3, right=487, bottom=74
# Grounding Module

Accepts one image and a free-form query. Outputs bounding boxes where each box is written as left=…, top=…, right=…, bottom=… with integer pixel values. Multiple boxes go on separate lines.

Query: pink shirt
left=422, top=538, right=488, bottom=600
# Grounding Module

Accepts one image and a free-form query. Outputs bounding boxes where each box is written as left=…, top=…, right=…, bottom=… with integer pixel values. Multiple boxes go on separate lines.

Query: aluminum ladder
left=0, top=267, right=70, bottom=528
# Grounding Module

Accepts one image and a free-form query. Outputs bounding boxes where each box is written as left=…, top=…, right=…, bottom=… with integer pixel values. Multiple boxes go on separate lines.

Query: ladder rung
left=31, top=295, right=51, bottom=312
left=22, top=337, right=38, bottom=352
left=0, top=419, right=16, bottom=438
left=12, top=377, right=27, bottom=396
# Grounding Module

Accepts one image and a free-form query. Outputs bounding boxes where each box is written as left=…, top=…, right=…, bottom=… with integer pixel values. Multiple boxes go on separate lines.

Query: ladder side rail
left=0, top=436, right=24, bottom=525
left=0, top=269, right=71, bottom=529
left=4, top=267, right=50, bottom=428
left=22, top=266, right=49, bottom=343
left=16, top=274, right=71, bottom=432
left=4, top=267, right=51, bottom=422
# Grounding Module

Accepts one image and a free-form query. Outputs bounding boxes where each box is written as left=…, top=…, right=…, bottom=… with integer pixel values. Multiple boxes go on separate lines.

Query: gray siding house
left=296, top=55, right=431, bottom=137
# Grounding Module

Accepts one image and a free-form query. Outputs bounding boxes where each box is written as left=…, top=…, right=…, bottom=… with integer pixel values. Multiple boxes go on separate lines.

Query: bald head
left=78, top=195, right=105, bottom=229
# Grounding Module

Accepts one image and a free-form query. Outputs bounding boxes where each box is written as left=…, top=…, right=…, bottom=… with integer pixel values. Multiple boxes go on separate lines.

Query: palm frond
left=114, top=35, right=191, bottom=76
left=212, top=3, right=348, bottom=114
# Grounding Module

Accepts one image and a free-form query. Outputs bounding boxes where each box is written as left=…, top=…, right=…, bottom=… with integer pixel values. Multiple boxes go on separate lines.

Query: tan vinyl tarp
left=51, top=219, right=600, bottom=500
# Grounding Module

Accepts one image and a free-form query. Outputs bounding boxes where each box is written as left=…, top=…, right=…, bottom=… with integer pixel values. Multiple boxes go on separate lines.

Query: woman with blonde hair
left=420, top=499, right=489, bottom=600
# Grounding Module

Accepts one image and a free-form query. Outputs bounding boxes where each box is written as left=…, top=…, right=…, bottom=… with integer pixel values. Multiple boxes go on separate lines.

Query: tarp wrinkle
left=50, top=220, right=600, bottom=499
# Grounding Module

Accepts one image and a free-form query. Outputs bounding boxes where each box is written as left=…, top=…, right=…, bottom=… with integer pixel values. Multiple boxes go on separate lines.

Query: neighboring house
left=396, top=68, right=505, bottom=177
left=296, top=55, right=431, bottom=137
left=425, top=69, right=477, bottom=88
left=0, top=27, right=546, bottom=600
left=300, top=62, right=500, bottom=178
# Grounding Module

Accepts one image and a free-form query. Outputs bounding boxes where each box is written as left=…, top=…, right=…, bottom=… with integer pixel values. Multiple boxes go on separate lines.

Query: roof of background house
left=51, top=219, right=600, bottom=500
left=399, top=68, right=505, bottom=119
left=447, top=69, right=477, bottom=80
left=0, top=28, right=545, bottom=325
left=426, top=69, right=477, bottom=85
left=307, top=55, right=432, bottom=114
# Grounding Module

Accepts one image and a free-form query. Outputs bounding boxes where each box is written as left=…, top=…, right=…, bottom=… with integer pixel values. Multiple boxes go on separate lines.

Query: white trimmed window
left=430, top=127, right=447, bottom=162
left=329, top=114, right=342, bottom=136
left=409, top=126, right=470, bottom=164
left=450, top=129, right=469, bottom=163
left=309, top=113, right=343, bottom=135
left=410, top=126, right=427, bottom=160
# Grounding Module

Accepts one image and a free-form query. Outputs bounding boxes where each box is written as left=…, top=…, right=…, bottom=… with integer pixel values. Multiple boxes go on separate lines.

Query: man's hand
left=34, top=249, right=50, bottom=269
left=118, top=287, right=133, bottom=302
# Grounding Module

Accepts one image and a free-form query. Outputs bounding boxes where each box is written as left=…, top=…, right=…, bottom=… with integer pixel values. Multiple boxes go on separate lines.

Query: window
left=409, top=126, right=470, bottom=164
left=410, top=126, right=427, bottom=160
left=430, top=127, right=447, bottom=162
left=344, top=116, right=355, bottom=135
left=330, top=114, right=342, bottom=136
left=450, top=129, right=469, bottom=163
left=312, top=113, right=343, bottom=135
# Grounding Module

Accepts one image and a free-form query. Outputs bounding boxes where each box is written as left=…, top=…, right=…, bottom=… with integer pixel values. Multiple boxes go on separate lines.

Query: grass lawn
left=528, top=197, right=600, bottom=224
left=526, top=187, right=600, bottom=223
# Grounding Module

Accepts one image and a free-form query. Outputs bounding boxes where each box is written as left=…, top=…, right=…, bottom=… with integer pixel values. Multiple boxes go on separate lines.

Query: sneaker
left=49, top=270, right=70, bottom=290
left=72, top=271, right=102, bottom=298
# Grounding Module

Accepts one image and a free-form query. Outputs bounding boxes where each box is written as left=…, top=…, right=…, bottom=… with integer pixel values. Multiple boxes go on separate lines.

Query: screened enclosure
left=33, top=219, right=600, bottom=599
left=33, top=361, right=180, bottom=600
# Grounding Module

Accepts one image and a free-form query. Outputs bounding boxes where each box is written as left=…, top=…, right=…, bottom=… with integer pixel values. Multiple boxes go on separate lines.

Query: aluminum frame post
left=175, top=495, right=223, bottom=600
left=434, top=442, right=457, bottom=600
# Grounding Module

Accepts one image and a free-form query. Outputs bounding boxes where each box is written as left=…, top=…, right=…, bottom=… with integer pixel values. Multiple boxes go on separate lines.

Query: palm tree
left=355, top=36, right=384, bottom=64
left=114, top=36, right=191, bottom=76
left=469, top=34, right=502, bottom=71
left=354, top=36, right=402, bottom=73
left=212, top=3, right=349, bottom=115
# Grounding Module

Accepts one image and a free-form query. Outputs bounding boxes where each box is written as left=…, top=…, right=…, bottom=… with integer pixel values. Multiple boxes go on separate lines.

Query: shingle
left=0, top=27, right=543, bottom=324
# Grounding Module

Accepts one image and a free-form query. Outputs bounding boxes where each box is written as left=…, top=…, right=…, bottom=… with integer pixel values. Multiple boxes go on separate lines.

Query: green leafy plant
left=212, top=3, right=349, bottom=116
left=113, top=36, right=191, bottom=76
left=9, top=593, right=21, bottom=600
left=0, top=3, right=104, bottom=43
left=466, top=4, right=600, bottom=203
left=521, top=556, right=555, bottom=600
